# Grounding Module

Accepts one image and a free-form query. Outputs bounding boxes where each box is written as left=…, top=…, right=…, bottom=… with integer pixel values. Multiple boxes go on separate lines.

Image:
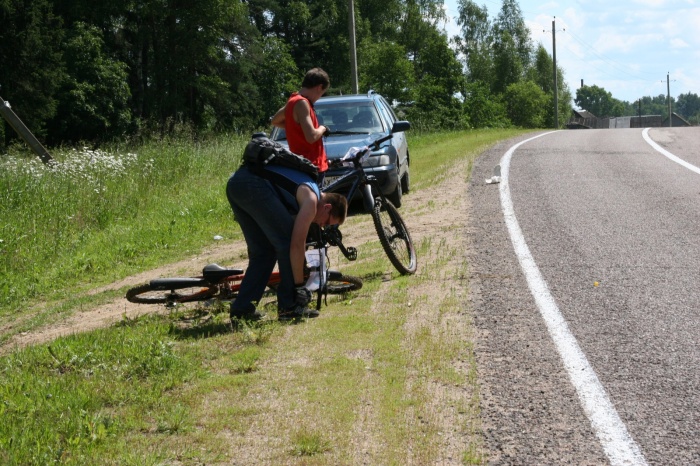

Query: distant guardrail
left=567, top=115, right=664, bottom=129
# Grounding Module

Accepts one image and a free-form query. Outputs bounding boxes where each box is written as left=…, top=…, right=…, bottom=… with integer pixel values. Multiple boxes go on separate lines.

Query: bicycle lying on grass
left=125, top=224, right=362, bottom=310
left=323, top=121, right=417, bottom=275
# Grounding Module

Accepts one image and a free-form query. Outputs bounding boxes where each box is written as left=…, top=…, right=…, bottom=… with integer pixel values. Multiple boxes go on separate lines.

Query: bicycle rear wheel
left=126, top=281, right=217, bottom=304
left=266, top=272, right=361, bottom=294
left=326, top=274, right=363, bottom=294
left=371, top=197, right=417, bottom=275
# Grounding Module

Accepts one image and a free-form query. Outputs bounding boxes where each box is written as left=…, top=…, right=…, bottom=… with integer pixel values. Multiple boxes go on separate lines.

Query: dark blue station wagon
left=270, top=91, right=411, bottom=208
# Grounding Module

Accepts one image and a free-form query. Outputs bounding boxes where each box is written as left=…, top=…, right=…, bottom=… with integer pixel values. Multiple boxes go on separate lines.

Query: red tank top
left=285, top=93, right=328, bottom=172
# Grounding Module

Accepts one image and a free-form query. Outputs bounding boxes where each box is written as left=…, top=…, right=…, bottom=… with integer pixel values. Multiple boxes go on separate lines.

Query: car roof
left=316, top=92, right=382, bottom=105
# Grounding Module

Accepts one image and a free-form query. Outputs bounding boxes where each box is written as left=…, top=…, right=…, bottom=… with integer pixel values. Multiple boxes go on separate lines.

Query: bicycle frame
left=322, top=133, right=396, bottom=212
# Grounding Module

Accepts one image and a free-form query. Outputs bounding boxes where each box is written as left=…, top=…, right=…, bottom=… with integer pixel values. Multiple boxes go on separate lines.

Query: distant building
left=574, top=109, right=596, bottom=119
left=662, top=112, right=691, bottom=127
left=567, top=109, right=597, bottom=129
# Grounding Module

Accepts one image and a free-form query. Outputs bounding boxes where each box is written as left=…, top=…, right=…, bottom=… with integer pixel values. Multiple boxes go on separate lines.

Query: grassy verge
left=0, top=135, right=247, bottom=317
left=1, top=128, right=531, bottom=464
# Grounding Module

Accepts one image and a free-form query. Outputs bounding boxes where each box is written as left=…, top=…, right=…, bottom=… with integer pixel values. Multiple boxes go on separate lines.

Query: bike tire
left=371, top=197, right=417, bottom=275
left=326, top=274, right=363, bottom=294
left=126, top=282, right=217, bottom=304
left=266, top=272, right=361, bottom=294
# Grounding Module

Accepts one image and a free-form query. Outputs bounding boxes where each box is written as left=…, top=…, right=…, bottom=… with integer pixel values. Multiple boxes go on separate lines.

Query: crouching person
left=226, top=161, right=347, bottom=322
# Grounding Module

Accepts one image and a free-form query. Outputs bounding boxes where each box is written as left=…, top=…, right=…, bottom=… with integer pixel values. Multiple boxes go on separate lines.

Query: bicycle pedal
left=346, top=247, right=358, bottom=261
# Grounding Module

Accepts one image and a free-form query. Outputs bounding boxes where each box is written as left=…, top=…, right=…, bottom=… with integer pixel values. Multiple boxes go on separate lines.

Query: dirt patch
left=0, top=242, right=250, bottom=353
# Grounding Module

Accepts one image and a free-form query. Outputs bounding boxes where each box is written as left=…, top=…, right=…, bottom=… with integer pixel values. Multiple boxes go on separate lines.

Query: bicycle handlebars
left=327, top=132, right=394, bottom=169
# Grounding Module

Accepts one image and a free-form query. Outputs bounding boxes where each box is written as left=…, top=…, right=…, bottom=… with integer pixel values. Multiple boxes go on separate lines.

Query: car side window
left=376, top=98, right=395, bottom=129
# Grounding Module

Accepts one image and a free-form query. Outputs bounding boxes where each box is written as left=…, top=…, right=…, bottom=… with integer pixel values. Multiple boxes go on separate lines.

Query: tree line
left=575, top=85, right=700, bottom=124
left=2, top=0, right=694, bottom=149
left=0, top=0, right=564, bottom=147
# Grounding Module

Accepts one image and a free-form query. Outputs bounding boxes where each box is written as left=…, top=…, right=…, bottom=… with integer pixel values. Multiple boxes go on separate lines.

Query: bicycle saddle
left=202, top=263, right=244, bottom=282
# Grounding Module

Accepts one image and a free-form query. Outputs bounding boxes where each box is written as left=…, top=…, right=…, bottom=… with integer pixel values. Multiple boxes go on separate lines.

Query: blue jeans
left=227, top=165, right=296, bottom=311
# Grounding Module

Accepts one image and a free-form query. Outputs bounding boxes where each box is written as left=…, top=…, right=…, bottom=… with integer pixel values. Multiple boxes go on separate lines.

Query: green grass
left=408, top=128, right=525, bottom=190
left=0, top=135, right=247, bottom=317
left=0, top=315, right=198, bottom=464
left=1, top=127, right=532, bottom=464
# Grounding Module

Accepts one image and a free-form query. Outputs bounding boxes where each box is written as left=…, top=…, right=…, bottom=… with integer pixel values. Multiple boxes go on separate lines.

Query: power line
left=557, top=40, right=671, bottom=101
left=564, top=28, right=659, bottom=80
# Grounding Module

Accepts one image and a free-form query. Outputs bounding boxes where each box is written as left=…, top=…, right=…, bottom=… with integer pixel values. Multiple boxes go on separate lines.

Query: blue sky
left=441, top=0, right=700, bottom=105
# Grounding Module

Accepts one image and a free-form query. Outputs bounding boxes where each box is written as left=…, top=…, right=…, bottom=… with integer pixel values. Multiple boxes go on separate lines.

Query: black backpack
left=242, top=134, right=319, bottom=179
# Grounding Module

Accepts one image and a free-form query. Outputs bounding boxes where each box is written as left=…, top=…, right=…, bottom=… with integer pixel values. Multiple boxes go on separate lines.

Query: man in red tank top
left=272, top=68, right=330, bottom=183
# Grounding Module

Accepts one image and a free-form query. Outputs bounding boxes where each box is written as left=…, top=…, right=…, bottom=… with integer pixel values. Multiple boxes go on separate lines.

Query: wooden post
left=552, top=18, right=559, bottom=129
left=667, top=73, right=672, bottom=128
left=349, top=0, right=358, bottom=94
left=0, top=94, right=53, bottom=164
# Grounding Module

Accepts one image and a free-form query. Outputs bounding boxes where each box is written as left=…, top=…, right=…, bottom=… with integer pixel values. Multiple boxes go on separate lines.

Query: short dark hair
left=302, top=68, right=330, bottom=90
left=321, top=192, right=348, bottom=224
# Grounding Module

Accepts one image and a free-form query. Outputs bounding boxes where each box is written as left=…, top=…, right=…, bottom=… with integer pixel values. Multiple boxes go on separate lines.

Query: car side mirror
left=391, top=121, right=411, bottom=133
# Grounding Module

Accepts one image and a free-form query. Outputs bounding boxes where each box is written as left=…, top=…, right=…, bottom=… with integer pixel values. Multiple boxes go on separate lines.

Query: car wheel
left=401, top=168, right=410, bottom=194
left=387, top=176, right=402, bottom=208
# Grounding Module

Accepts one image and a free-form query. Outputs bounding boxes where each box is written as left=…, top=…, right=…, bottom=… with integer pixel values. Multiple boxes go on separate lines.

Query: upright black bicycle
left=322, top=121, right=417, bottom=275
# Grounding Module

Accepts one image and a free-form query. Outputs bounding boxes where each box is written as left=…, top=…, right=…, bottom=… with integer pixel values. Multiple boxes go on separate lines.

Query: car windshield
left=316, top=102, right=384, bottom=134
left=272, top=101, right=384, bottom=141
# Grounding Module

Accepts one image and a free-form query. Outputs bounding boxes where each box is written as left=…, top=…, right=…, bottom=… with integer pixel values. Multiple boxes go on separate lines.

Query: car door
left=376, top=97, right=408, bottom=174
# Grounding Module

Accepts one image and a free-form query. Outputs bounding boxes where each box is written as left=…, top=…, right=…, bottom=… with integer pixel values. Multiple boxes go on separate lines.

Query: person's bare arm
left=293, top=99, right=326, bottom=143
left=290, top=185, right=318, bottom=284
left=271, top=106, right=286, bottom=129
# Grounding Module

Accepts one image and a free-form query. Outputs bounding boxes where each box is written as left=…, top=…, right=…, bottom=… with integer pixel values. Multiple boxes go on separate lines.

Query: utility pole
left=667, top=72, right=672, bottom=127
left=552, top=18, right=558, bottom=129
left=348, top=0, right=359, bottom=94
left=638, top=99, right=642, bottom=127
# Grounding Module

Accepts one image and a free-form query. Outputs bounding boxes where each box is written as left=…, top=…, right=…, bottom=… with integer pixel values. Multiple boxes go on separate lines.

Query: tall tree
left=253, top=37, right=299, bottom=126
left=455, top=0, right=493, bottom=84
left=676, top=92, right=700, bottom=121
left=47, top=22, right=132, bottom=144
left=493, top=0, right=531, bottom=70
left=491, top=31, right=523, bottom=94
left=491, top=0, right=531, bottom=93
left=400, top=0, right=445, bottom=60
left=409, top=27, right=467, bottom=129
left=359, top=41, right=415, bottom=103
left=0, top=0, right=65, bottom=143
left=109, top=0, right=266, bottom=132
left=356, top=0, right=404, bottom=40
left=528, top=44, right=572, bottom=127
left=575, top=85, right=624, bottom=117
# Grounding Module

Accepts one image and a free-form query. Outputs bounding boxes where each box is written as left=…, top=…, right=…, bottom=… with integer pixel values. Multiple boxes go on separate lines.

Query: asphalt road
left=467, top=127, right=700, bottom=465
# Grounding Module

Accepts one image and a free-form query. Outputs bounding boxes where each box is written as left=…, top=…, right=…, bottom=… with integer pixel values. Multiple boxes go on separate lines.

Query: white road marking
left=642, top=128, right=700, bottom=175
left=499, top=132, right=648, bottom=466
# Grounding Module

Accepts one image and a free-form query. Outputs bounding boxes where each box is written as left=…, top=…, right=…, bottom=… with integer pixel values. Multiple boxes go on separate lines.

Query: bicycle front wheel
left=371, top=198, right=417, bottom=275
left=326, top=274, right=363, bottom=294
left=126, top=281, right=217, bottom=304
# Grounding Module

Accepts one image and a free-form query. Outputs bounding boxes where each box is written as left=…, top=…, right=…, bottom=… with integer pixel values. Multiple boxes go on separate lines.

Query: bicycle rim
left=126, top=283, right=217, bottom=304
left=326, top=274, right=363, bottom=294
left=372, top=198, right=417, bottom=275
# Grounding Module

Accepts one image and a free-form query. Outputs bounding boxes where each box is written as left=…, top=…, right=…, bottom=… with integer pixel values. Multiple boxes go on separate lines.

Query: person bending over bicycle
left=226, top=161, right=347, bottom=322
